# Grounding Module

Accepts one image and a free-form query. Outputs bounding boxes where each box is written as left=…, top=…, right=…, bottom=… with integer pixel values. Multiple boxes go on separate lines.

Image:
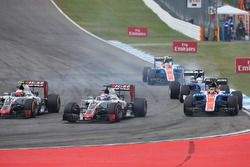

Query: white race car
left=0, top=81, right=61, bottom=118
left=63, top=84, right=147, bottom=123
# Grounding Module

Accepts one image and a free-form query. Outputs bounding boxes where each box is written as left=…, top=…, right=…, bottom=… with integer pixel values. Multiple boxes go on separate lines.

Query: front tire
left=143, top=67, right=150, bottom=82
left=47, top=94, right=61, bottom=113
left=179, top=85, right=190, bottom=103
left=169, top=81, right=180, bottom=99
left=134, top=98, right=147, bottom=117
left=184, top=95, right=193, bottom=116
left=24, top=99, right=37, bottom=118
left=107, top=103, right=123, bottom=122
left=232, top=91, right=243, bottom=110
left=63, top=102, right=80, bottom=123
left=228, top=96, right=239, bottom=116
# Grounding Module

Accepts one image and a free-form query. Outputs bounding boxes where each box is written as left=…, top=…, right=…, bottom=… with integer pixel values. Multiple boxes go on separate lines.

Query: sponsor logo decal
left=236, top=58, right=250, bottom=73
left=128, top=27, right=148, bottom=37
left=205, top=93, right=217, bottom=111
left=173, top=41, right=197, bottom=53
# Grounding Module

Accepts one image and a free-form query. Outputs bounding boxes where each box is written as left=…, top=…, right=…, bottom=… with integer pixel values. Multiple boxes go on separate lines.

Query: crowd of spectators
left=223, top=16, right=246, bottom=41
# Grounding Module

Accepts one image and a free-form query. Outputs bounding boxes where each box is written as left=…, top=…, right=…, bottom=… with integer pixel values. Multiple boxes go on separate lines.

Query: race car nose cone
left=84, top=114, right=93, bottom=118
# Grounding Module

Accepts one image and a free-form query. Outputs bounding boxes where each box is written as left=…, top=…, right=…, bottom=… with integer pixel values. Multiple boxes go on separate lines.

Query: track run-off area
left=0, top=0, right=250, bottom=166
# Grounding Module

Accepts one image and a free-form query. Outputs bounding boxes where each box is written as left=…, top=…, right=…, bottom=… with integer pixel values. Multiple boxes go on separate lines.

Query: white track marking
left=1, top=128, right=250, bottom=150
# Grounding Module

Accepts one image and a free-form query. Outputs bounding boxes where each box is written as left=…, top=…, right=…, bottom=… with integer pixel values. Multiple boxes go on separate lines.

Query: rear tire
left=184, top=95, right=193, bottom=116
left=47, top=94, right=61, bottom=113
left=232, top=91, right=243, bottom=110
left=134, top=98, right=147, bottom=117
left=147, top=70, right=155, bottom=85
left=228, top=96, right=239, bottom=116
left=169, top=81, right=180, bottom=99
left=63, top=102, right=80, bottom=123
left=143, top=67, right=150, bottom=82
left=179, top=85, right=190, bottom=103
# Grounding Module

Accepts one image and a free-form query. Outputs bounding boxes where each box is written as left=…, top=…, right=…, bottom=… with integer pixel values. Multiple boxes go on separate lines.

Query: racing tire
left=134, top=98, right=147, bottom=117
left=179, top=85, right=190, bottom=103
left=47, top=94, right=61, bottom=113
left=147, top=70, right=155, bottom=85
left=107, top=103, right=123, bottom=122
left=231, top=91, right=243, bottom=110
left=169, top=81, right=180, bottom=99
left=173, top=67, right=184, bottom=83
left=143, top=67, right=150, bottom=82
left=228, top=95, right=239, bottom=116
left=184, top=95, right=193, bottom=116
left=63, top=102, right=80, bottom=123
left=219, top=85, right=230, bottom=93
left=24, top=99, right=37, bottom=118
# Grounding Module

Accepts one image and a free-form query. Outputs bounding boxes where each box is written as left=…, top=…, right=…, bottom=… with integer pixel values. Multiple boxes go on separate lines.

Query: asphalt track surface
left=0, top=0, right=250, bottom=149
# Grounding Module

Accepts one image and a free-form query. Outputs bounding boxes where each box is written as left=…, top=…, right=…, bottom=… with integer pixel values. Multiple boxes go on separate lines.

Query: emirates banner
left=236, top=58, right=250, bottom=73
left=128, top=27, right=148, bottom=37
left=173, top=41, right=197, bottom=53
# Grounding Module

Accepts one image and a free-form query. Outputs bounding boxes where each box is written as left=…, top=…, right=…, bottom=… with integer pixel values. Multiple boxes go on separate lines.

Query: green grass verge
left=54, top=0, right=190, bottom=43
left=54, top=0, right=250, bottom=95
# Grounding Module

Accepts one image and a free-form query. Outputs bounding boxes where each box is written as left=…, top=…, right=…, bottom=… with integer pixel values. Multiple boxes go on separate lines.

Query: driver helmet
left=15, top=89, right=24, bottom=96
left=209, top=82, right=217, bottom=94
left=164, top=56, right=173, bottom=64
left=196, top=77, right=203, bottom=84
left=209, top=87, right=216, bottom=94
left=100, top=93, right=110, bottom=100
left=190, top=77, right=196, bottom=83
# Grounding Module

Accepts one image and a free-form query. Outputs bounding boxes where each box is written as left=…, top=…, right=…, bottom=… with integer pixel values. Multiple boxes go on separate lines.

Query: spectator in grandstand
left=236, top=19, right=246, bottom=40
left=223, top=17, right=230, bottom=41
left=223, top=16, right=234, bottom=41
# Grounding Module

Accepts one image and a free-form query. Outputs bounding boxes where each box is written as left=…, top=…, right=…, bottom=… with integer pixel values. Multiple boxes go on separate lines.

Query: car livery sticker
left=205, top=93, right=217, bottom=111
left=162, top=64, right=175, bottom=81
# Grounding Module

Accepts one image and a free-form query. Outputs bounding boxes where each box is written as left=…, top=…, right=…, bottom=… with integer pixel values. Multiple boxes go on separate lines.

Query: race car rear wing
left=20, top=80, right=48, bottom=98
left=205, top=78, right=228, bottom=86
left=154, top=57, right=165, bottom=67
left=106, top=84, right=135, bottom=103
left=184, top=70, right=204, bottom=79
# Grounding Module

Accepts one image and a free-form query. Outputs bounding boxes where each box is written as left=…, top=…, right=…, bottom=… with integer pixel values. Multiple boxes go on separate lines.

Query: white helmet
left=100, top=94, right=110, bottom=100
left=209, top=87, right=216, bottom=94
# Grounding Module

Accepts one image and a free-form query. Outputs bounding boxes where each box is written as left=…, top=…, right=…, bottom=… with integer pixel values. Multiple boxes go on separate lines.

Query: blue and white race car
left=183, top=78, right=242, bottom=116
left=142, top=56, right=184, bottom=85
left=169, top=70, right=205, bottom=103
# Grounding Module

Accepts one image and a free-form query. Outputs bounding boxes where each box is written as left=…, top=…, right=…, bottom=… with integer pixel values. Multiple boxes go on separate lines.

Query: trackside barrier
left=142, top=0, right=201, bottom=41
left=200, top=26, right=205, bottom=41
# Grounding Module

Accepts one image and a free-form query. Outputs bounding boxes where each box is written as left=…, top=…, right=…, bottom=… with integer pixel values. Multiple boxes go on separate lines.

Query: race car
left=63, top=84, right=147, bottom=123
left=169, top=70, right=205, bottom=103
left=0, top=81, right=61, bottom=118
left=142, top=56, right=184, bottom=85
left=183, top=78, right=243, bottom=116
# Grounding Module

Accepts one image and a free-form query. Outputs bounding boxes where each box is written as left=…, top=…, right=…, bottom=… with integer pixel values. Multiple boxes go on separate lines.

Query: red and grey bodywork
left=63, top=84, right=147, bottom=123
left=0, top=80, right=61, bottom=118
